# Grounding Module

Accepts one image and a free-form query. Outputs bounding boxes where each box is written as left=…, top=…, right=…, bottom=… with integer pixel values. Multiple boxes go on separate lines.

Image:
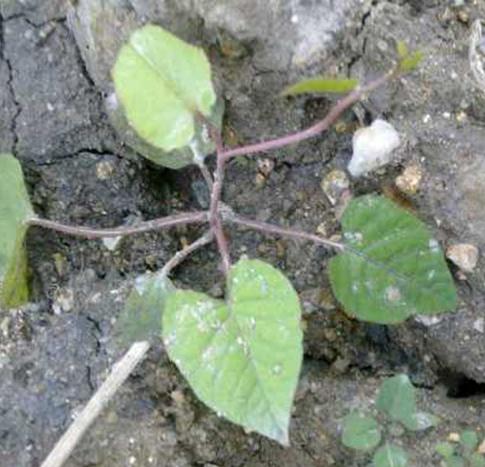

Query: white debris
left=446, top=243, right=479, bottom=273
left=102, top=236, right=122, bottom=251
left=347, top=119, right=401, bottom=177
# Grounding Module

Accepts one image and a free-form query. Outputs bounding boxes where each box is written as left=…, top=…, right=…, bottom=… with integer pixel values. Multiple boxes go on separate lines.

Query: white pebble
left=347, top=119, right=401, bottom=177
left=446, top=243, right=479, bottom=273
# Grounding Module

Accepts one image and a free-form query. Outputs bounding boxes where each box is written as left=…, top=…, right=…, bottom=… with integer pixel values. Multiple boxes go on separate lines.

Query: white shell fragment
left=347, top=119, right=401, bottom=177
left=446, top=243, right=479, bottom=273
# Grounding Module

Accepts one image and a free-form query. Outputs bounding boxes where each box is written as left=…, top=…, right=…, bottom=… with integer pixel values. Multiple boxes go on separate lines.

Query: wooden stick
left=41, top=341, right=150, bottom=467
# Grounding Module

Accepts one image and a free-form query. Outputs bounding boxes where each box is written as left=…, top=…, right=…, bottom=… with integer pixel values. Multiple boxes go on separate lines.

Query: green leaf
left=460, top=430, right=479, bottom=453
left=396, top=41, right=409, bottom=59
left=329, top=195, right=457, bottom=324
left=446, top=455, right=466, bottom=467
left=0, top=154, right=34, bottom=308
left=113, top=272, right=175, bottom=347
left=373, top=443, right=408, bottom=467
left=281, top=77, right=359, bottom=96
left=162, top=259, right=303, bottom=445
left=399, top=50, right=423, bottom=73
left=436, top=442, right=455, bottom=459
left=376, top=374, right=417, bottom=426
left=112, top=24, right=217, bottom=154
left=341, top=412, right=381, bottom=451
left=403, top=411, right=439, bottom=431
left=469, top=453, right=485, bottom=467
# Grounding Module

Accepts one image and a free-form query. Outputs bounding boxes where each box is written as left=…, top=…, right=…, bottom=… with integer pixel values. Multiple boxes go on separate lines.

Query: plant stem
left=27, top=211, right=208, bottom=239
left=41, top=341, right=150, bottom=467
left=161, top=231, right=214, bottom=276
left=220, top=70, right=395, bottom=160
left=225, top=212, right=344, bottom=251
left=208, top=125, right=231, bottom=275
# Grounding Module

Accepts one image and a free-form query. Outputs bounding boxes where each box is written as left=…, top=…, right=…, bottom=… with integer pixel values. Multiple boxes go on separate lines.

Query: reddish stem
left=28, top=211, right=208, bottom=239
left=225, top=212, right=344, bottom=251
left=220, top=70, right=394, bottom=160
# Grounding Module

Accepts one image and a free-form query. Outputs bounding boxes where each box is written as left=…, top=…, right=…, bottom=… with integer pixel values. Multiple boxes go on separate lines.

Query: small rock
left=446, top=243, right=479, bottom=273
left=473, top=318, right=484, bottom=333
left=448, top=432, right=460, bottom=443
left=257, top=158, right=275, bottom=178
left=478, top=438, right=485, bottom=454
left=320, top=169, right=350, bottom=205
left=395, top=164, right=423, bottom=195
left=96, top=161, right=114, bottom=180
left=102, top=236, right=122, bottom=252
left=316, top=221, right=328, bottom=237
left=52, top=288, right=74, bottom=314
left=347, top=119, right=401, bottom=177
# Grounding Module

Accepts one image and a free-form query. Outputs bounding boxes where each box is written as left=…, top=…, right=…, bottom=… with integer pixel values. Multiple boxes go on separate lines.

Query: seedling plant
left=0, top=26, right=457, bottom=448
left=436, top=430, right=485, bottom=467
left=342, top=374, right=440, bottom=466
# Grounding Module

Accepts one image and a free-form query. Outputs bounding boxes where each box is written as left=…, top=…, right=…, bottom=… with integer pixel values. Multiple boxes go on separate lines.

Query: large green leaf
left=112, top=24, right=217, bottom=154
left=0, top=154, right=34, bottom=308
left=282, top=77, right=358, bottom=96
left=329, top=195, right=457, bottom=324
left=162, top=259, right=303, bottom=445
left=341, top=412, right=381, bottom=451
left=373, top=443, right=408, bottom=467
left=113, top=272, right=175, bottom=347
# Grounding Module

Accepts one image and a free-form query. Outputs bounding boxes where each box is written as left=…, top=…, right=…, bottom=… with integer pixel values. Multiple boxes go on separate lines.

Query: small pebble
left=395, top=164, right=423, bottom=195
left=52, top=288, right=74, bottom=314
left=96, top=161, right=114, bottom=180
left=457, top=9, right=469, bottom=24
left=478, top=438, right=485, bottom=454
left=448, top=432, right=460, bottom=443
left=473, top=318, right=484, bottom=334
left=347, top=119, right=401, bottom=177
left=320, top=169, right=350, bottom=205
left=257, top=158, right=275, bottom=178
left=446, top=243, right=479, bottom=272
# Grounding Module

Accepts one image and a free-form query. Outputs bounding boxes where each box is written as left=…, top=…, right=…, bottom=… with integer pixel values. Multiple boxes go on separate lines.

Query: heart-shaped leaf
left=0, top=154, right=34, bottom=308
left=341, top=412, right=381, bottom=451
left=113, top=25, right=217, bottom=154
left=460, top=430, right=479, bottom=454
left=329, top=195, right=457, bottom=324
left=373, top=443, right=408, bottom=467
left=114, top=272, right=175, bottom=347
left=282, top=77, right=358, bottom=96
left=376, top=374, right=417, bottom=425
left=162, top=259, right=303, bottom=445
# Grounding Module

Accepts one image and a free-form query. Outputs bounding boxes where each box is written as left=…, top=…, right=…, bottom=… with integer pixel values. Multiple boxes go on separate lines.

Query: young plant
left=0, top=25, right=457, bottom=448
left=436, top=430, right=485, bottom=467
left=342, top=374, right=439, bottom=466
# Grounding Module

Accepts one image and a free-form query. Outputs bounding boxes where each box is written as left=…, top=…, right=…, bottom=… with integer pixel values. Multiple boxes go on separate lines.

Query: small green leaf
left=399, top=50, right=423, bottom=72
left=162, top=259, right=303, bottom=445
left=376, top=374, right=417, bottom=426
left=113, top=24, right=217, bottom=154
left=445, top=455, right=466, bottom=467
left=113, top=272, right=175, bottom=347
left=281, top=77, right=359, bottom=96
left=460, top=430, right=479, bottom=453
left=402, top=411, right=439, bottom=431
left=396, top=41, right=409, bottom=59
left=469, top=452, right=485, bottom=467
left=329, top=195, right=457, bottom=324
left=0, top=154, right=34, bottom=308
left=341, top=412, right=381, bottom=451
left=436, top=442, right=455, bottom=459
left=373, top=443, right=408, bottom=467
